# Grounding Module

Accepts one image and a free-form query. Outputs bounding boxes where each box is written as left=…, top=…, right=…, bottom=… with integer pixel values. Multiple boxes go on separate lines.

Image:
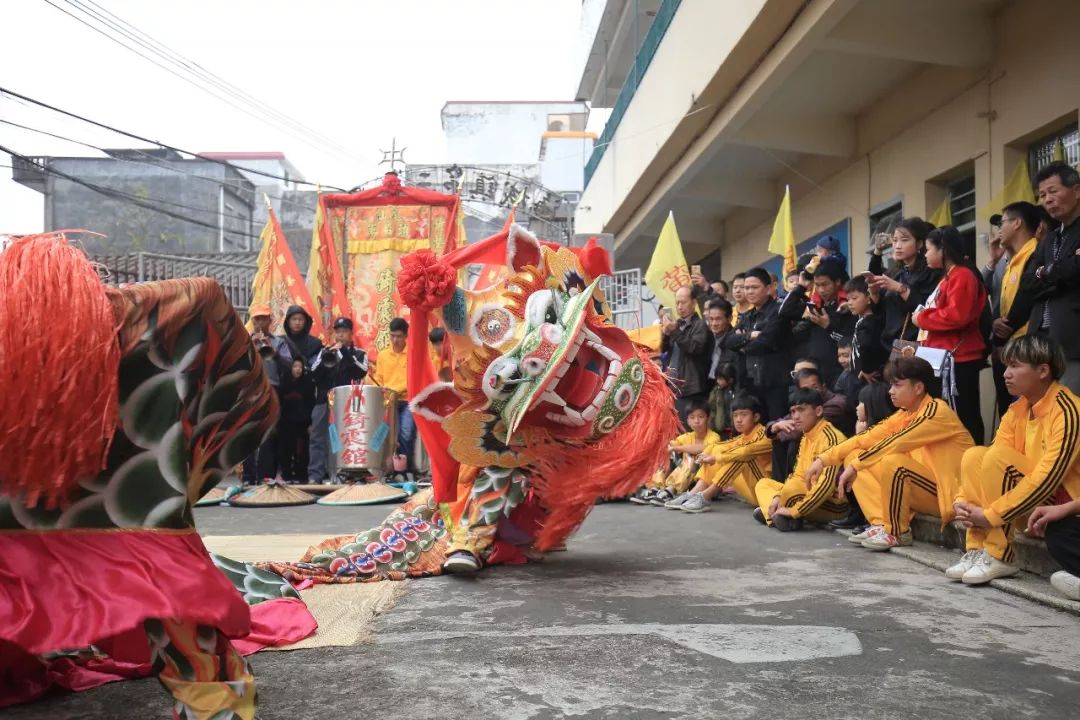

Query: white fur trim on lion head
left=409, top=382, right=464, bottom=423
left=506, top=223, right=542, bottom=273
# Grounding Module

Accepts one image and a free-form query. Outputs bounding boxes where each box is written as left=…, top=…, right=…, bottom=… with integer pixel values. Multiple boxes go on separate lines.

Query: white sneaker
left=961, top=554, right=1019, bottom=585
left=664, top=491, right=694, bottom=509
left=1050, top=571, right=1080, bottom=600
left=861, top=530, right=913, bottom=551
left=945, top=550, right=987, bottom=581
left=848, top=525, right=883, bottom=544
left=681, top=494, right=712, bottom=513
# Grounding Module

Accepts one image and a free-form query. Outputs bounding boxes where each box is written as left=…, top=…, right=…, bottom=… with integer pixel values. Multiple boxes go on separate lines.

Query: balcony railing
left=583, top=0, right=683, bottom=187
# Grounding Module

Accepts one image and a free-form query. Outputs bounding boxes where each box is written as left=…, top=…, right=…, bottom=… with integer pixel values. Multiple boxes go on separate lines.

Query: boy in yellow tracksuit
left=754, top=387, right=847, bottom=531
left=629, top=402, right=720, bottom=507
left=806, top=357, right=974, bottom=551
left=949, top=335, right=1080, bottom=584
left=682, top=393, right=773, bottom=513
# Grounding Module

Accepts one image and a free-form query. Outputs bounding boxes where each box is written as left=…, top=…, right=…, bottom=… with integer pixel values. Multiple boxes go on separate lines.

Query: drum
left=331, top=384, right=397, bottom=477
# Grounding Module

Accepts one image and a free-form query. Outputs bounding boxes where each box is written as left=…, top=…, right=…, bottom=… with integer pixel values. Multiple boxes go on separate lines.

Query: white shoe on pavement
left=1050, top=571, right=1080, bottom=600
left=945, top=550, right=987, bottom=581
left=861, top=530, right=913, bottom=551
left=680, top=494, right=712, bottom=513
left=664, top=491, right=694, bottom=509
left=961, top=554, right=1019, bottom=585
left=848, top=525, right=883, bottom=544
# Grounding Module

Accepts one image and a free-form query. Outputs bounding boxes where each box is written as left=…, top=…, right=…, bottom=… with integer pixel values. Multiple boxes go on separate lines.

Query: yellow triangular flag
left=768, top=186, right=796, bottom=275
left=928, top=197, right=952, bottom=227
left=982, top=159, right=1036, bottom=220
left=644, top=211, right=690, bottom=311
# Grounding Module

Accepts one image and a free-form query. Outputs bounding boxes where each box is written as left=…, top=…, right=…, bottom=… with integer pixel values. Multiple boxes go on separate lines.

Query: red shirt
left=915, top=266, right=987, bottom=364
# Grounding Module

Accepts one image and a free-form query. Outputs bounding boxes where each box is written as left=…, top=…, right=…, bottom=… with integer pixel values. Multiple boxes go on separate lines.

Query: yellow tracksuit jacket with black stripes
left=700, top=424, right=772, bottom=482
left=786, top=418, right=851, bottom=520
left=957, top=382, right=1080, bottom=527
left=817, top=395, right=974, bottom=519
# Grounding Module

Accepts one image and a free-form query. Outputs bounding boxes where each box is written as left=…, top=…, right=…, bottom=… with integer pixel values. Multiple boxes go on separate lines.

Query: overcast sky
left=0, top=0, right=588, bottom=233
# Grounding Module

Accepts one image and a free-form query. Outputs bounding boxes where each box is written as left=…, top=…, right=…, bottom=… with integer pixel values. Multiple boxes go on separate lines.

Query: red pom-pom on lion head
left=398, top=250, right=457, bottom=312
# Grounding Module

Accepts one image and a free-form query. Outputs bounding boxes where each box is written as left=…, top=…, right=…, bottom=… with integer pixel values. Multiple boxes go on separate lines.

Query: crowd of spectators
left=244, top=309, right=423, bottom=485
left=637, top=160, right=1080, bottom=602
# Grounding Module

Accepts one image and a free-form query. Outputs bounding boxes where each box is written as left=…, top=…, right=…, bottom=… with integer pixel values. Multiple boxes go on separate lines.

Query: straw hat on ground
left=317, top=482, right=408, bottom=506
left=229, top=481, right=316, bottom=507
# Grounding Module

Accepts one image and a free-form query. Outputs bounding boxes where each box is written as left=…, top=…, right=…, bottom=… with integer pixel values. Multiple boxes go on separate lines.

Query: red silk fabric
left=0, top=596, right=315, bottom=708
left=0, top=530, right=251, bottom=655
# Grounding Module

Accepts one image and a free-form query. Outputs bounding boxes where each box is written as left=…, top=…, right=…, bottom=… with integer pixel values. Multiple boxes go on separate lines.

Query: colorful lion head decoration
left=400, top=225, right=678, bottom=549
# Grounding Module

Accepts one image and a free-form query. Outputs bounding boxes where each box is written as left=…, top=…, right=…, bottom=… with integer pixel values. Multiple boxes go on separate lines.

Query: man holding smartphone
left=662, top=285, right=711, bottom=427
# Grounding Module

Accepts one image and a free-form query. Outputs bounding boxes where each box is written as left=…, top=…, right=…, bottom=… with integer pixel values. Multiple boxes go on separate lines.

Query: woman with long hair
left=867, top=217, right=944, bottom=353
left=913, top=225, right=989, bottom=443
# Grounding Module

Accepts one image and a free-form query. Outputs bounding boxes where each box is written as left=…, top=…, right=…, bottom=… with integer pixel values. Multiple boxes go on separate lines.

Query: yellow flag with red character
left=644, top=211, right=691, bottom=311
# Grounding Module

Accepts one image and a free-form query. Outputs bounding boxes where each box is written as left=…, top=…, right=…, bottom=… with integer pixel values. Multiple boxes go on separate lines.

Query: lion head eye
left=471, top=305, right=516, bottom=348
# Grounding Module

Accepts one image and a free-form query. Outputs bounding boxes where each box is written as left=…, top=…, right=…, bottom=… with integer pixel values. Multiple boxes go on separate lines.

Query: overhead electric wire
left=1, top=144, right=265, bottom=243
left=0, top=117, right=319, bottom=214
left=69, top=0, right=362, bottom=162
left=0, top=85, right=349, bottom=192
left=41, top=0, right=365, bottom=164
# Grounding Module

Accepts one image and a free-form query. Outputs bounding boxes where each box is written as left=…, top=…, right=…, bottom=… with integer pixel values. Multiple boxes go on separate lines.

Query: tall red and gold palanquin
left=314, top=173, right=462, bottom=357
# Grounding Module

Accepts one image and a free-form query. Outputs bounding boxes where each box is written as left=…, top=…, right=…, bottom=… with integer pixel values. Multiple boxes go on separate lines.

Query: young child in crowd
left=753, top=387, right=848, bottom=531
left=675, top=393, right=773, bottom=513
left=707, top=362, right=738, bottom=439
left=845, top=275, right=888, bottom=383
left=277, top=358, right=315, bottom=482
left=833, top=338, right=860, bottom=407
left=629, top=403, right=719, bottom=507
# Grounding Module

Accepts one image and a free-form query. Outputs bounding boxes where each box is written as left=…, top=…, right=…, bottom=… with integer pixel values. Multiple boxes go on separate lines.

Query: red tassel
left=528, top=351, right=679, bottom=550
left=0, top=233, right=121, bottom=508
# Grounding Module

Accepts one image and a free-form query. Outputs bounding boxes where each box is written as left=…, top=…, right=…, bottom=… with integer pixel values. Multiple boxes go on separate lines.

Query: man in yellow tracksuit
left=949, top=335, right=1080, bottom=584
left=806, top=356, right=974, bottom=551
left=679, top=393, right=773, bottom=512
left=754, top=387, right=847, bottom=531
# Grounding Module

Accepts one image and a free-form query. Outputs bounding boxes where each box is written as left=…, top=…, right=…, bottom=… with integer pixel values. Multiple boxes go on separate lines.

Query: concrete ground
left=8, top=497, right=1080, bottom=720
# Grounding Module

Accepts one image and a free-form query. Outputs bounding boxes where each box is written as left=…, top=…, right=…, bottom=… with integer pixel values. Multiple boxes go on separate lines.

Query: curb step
left=908, top=513, right=1062, bottom=577
left=832, top=526, right=1080, bottom=617
left=721, top=493, right=1078, bottom=614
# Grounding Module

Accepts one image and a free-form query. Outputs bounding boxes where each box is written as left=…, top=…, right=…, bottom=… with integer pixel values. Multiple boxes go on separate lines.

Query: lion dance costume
left=265, top=225, right=679, bottom=581
left=0, top=233, right=279, bottom=718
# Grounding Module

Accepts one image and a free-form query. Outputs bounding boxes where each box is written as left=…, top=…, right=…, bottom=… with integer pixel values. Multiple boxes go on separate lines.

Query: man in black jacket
left=1030, top=161, right=1080, bottom=394
left=723, top=268, right=793, bottom=421
left=782, top=263, right=854, bottom=387
left=662, top=285, right=711, bottom=427
left=313, top=317, right=370, bottom=391
left=989, top=202, right=1042, bottom=415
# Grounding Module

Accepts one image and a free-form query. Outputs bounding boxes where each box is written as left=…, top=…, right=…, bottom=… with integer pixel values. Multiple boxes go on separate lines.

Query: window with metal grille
left=948, top=176, right=976, bottom=232
left=1029, top=125, right=1080, bottom=178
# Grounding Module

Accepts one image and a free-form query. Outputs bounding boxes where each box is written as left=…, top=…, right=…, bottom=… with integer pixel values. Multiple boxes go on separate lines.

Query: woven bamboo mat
left=203, top=534, right=407, bottom=650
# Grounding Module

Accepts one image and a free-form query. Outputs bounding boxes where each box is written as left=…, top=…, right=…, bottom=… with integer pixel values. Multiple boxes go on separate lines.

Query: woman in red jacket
left=913, top=225, right=989, bottom=443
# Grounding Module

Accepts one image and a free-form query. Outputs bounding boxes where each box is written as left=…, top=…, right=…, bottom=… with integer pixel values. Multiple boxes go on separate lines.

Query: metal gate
left=94, top=251, right=257, bottom=320
left=601, top=267, right=643, bottom=331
